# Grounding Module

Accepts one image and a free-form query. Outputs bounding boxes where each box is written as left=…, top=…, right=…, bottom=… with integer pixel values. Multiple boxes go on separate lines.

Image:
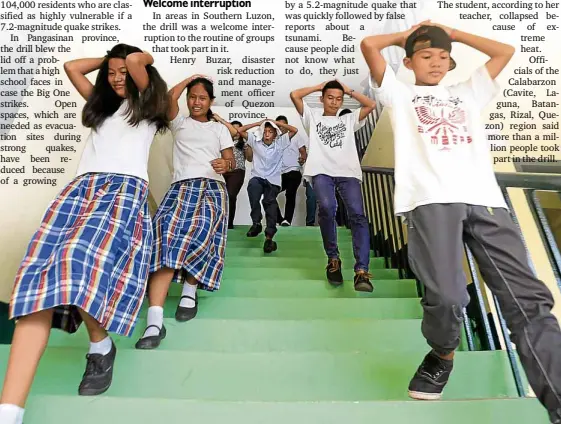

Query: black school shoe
left=326, top=258, right=343, bottom=286
left=263, top=238, right=278, bottom=254
left=135, top=324, right=167, bottom=350
left=78, top=340, right=117, bottom=396
left=246, top=223, right=262, bottom=237
left=175, top=294, right=198, bottom=322
left=408, top=351, right=454, bottom=400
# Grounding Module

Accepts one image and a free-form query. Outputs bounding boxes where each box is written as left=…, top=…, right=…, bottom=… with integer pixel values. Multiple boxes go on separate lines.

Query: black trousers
left=247, top=177, right=280, bottom=238
left=276, top=170, right=302, bottom=224
left=224, top=169, right=245, bottom=228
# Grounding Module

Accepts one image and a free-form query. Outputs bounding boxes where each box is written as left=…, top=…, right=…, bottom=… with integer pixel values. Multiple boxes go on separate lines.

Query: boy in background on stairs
left=361, top=22, right=561, bottom=423
left=290, top=80, right=376, bottom=292
left=237, top=119, right=299, bottom=253
left=275, top=115, right=308, bottom=227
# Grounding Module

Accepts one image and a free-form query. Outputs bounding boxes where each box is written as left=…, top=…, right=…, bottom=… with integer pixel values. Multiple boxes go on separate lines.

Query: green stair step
left=21, top=397, right=549, bottom=424
left=143, top=297, right=423, bottom=320
left=225, top=246, right=375, bottom=259
left=227, top=230, right=353, bottom=241
left=223, top=267, right=399, bottom=280
left=169, top=279, right=418, bottom=298
left=225, top=256, right=386, bottom=269
left=0, top=348, right=521, bottom=401
left=225, top=240, right=360, bottom=250
left=48, top=319, right=435, bottom=353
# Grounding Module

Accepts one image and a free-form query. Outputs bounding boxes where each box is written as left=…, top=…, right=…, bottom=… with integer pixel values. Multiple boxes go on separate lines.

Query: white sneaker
left=281, top=220, right=291, bottom=227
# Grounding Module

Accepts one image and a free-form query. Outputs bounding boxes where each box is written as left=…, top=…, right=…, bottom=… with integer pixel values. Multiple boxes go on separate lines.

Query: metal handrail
left=358, top=165, right=561, bottom=398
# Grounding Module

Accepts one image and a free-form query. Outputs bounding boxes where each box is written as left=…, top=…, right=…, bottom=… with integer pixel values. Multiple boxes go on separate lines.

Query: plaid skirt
left=151, top=178, right=228, bottom=291
left=9, top=173, right=152, bottom=337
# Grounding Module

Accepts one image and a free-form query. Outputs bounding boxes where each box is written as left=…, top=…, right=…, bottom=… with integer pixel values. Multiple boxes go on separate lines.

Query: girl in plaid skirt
left=135, top=75, right=234, bottom=350
left=0, top=44, right=169, bottom=424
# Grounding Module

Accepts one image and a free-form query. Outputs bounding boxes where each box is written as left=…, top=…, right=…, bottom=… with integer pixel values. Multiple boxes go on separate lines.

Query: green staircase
left=0, top=226, right=550, bottom=423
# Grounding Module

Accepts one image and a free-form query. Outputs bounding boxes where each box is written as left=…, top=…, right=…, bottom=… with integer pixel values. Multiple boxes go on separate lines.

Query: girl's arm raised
left=167, top=74, right=207, bottom=120
left=213, top=113, right=238, bottom=138
left=125, top=51, right=154, bottom=93
left=63, top=57, right=105, bottom=101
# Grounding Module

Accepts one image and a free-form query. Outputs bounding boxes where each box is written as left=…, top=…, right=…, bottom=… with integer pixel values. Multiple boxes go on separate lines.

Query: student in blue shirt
left=237, top=119, right=298, bottom=253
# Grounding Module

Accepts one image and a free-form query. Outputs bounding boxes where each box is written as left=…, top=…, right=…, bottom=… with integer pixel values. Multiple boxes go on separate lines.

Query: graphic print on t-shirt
left=315, top=120, right=347, bottom=149
left=412, top=94, right=471, bottom=151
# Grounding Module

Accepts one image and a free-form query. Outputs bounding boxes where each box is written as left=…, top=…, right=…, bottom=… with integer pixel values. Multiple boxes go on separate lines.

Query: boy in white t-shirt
left=362, top=23, right=561, bottom=422
left=290, top=80, right=376, bottom=292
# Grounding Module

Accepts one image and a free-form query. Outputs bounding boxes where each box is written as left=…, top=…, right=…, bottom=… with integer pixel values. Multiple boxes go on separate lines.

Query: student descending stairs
left=0, top=226, right=551, bottom=423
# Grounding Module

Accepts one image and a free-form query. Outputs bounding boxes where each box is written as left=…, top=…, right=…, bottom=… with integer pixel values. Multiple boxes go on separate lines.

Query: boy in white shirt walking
left=361, top=22, right=561, bottom=423
left=290, top=80, right=376, bottom=292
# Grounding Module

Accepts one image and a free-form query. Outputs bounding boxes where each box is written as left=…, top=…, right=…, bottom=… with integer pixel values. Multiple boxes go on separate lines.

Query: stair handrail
left=359, top=165, right=561, bottom=398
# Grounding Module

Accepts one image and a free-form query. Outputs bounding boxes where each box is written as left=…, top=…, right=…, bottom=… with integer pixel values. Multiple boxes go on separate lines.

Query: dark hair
left=263, top=121, right=278, bottom=138
left=82, top=43, right=169, bottom=133
left=339, top=108, right=352, bottom=116
left=275, top=115, right=288, bottom=123
left=186, top=77, right=215, bottom=121
left=322, top=80, right=344, bottom=96
left=231, top=120, right=242, bottom=126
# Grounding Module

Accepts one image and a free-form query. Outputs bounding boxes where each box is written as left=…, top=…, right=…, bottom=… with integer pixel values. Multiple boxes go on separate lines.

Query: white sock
left=179, top=283, right=197, bottom=308
left=143, top=306, right=164, bottom=338
left=0, top=404, right=25, bottom=424
left=88, top=336, right=112, bottom=355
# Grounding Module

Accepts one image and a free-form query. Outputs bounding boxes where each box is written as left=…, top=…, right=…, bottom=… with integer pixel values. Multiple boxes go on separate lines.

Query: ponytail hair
left=186, top=77, right=215, bottom=122
left=82, top=43, right=169, bottom=133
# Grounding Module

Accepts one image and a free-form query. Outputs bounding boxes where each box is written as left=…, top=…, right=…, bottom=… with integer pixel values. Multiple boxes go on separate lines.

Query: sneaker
left=408, top=351, right=454, bottom=400
left=264, top=238, right=278, bottom=253
left=281, top=220, right=291, bottom=227
left=78, top=340, right=117, bottom=396
left=354, top=271, right=374, bottom=292
left=326, top=258, right=343, bottom=286
left=246, top=223, right=262, bottom=237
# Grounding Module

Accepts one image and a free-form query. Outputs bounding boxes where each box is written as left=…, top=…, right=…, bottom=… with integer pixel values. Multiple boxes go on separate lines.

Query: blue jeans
left=304, top=180, right=316, bottom=226
left=312, top=174, right=370, bottom=272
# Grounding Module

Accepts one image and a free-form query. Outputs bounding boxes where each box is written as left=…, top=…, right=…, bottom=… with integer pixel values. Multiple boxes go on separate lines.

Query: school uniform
left=10, top=100, right=155, bottom=337
left=246, top=130, right=291, bottom=238
left=150, top=115, right=233, bottom=291
left=301, top=103, right=371, bottom=273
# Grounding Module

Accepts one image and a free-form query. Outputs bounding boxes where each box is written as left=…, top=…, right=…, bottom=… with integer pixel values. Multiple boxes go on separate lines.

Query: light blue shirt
left=247, top=132, right=291, bottom=187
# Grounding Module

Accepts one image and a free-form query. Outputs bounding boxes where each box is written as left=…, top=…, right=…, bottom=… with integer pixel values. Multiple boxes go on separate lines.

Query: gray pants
left=407, top=203, right=561, bottom=420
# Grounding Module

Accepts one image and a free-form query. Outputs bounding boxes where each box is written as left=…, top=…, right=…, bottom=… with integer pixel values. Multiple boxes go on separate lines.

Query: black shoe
left=135, top=324, right=167, bottom=350
left=78, top=341, right=117, bottom=396
left=549, top=409, right=561, bottom=424
left=175, top=294, right=198, bottom=322
left=246, top=223, right=262, bottom=237
left=408, top=351, right=454, bottom=400
left=326, top=258, right=343, bottom=286
left=354, top=271, right=374, bottom=292
left=264, top=239, right=278, bottom=254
